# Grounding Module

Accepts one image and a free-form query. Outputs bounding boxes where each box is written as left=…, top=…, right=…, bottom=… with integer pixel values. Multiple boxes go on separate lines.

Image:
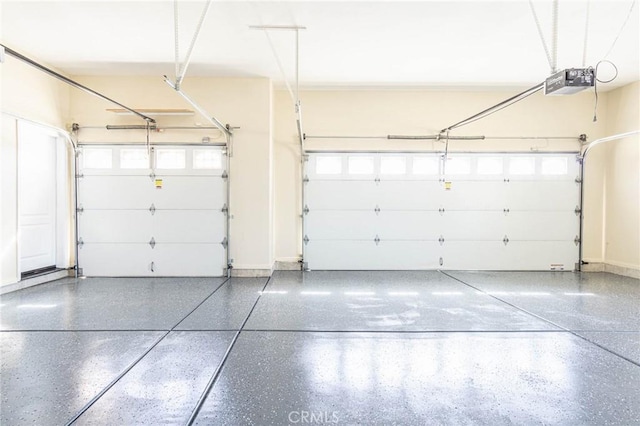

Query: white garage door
left=78, top=144, right=227, bottom=277
left=304, top=152, right=580, bottom=271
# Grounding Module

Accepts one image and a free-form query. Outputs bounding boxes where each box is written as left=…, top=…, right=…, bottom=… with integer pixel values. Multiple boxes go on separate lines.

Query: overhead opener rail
left=0, top=44, right=156, bottom=124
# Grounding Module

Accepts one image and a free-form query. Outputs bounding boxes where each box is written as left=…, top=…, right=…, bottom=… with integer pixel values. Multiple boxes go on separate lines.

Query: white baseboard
left=0, top=269, right=72, bottom=295
left=231, top=268, right=273, bottom=278
left=580, top=262, right=639, bottom=279
left=274, top=260, right=302, bottom=271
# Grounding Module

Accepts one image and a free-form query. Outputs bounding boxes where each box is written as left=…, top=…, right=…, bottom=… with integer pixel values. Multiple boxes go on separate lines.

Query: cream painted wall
left=69, top=76, right=274, bottom=273
left=1, top=57, right=70, bottom=286
left=274, top=88, right=611, bottom=265
left=603, top=81, right=640, bottom=270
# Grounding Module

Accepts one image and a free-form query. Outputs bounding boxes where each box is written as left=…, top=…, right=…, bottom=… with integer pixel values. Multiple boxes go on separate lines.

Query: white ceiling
left=1, top=0, right=638, bottom=90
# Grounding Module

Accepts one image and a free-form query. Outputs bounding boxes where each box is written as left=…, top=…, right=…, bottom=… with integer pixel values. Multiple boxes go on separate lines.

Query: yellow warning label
left=155, top=179, right=163, bottom=189
left=444, top=181, right=452, bottom=190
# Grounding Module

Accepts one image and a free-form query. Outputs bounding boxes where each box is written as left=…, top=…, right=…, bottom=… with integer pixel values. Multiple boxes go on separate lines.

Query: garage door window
left=509, top=157, right=536, bottom=175
left=120, top=149, right=149, bottom=169
left=444, top=157, right=471, bottom=175
left=156, top=149, right=186, bottom=169
left=380, top=157, right=406, bottom=175
left=477, top=157, right=503, bottom=175
left=193, top=149, right=222, bottom=169
left=348, top=156, right=374, bottom=175
left=83, top=148, right=112, bottom=169
left=541, top=157, right=568, bottom=175
left=412, top=156, right=439, bottom=175
left=315, top=156, right=342, bottom=175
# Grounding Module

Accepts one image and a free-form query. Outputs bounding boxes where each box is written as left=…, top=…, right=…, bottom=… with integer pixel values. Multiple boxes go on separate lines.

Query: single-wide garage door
left=78, top=144, right=227, bottom=276
left=304, top=152, right=580, bottom=271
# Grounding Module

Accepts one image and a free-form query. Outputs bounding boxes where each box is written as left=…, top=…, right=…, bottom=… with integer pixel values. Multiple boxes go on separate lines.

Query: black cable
left=592, top=60, right=619, bottom=122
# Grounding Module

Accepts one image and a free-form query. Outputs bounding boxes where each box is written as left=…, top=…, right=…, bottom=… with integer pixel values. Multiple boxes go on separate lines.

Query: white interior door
left=18, top=122, right=57, bottom=274
left=77, top=145, right=227, bottom=277
left=304, top=152, right=580, bottom=271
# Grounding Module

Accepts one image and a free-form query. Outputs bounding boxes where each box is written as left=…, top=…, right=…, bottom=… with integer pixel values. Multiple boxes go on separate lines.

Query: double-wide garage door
left=78, top=144, right=227, bottom=277
left=304, top=152, right=580, bottom=271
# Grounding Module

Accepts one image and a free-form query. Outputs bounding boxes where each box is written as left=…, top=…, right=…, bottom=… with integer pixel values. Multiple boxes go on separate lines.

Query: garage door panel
left=442, top=211, right=505, bottom=240
left=80, top=210, right=152, bottom=243
left=152, top=244, right=225, bottom=276
left=153, top=210, right=225, bottom=243
left=79, top=244, right=151, bottom=276
left=376, top=181, right=442, bottom=210
left=442, top=181, right=506, bottom=210
left=506, top=212, right=578, bottom=241
left=506, top=181, right=579, bottom=211
left=306, top=181, right=377, bottom=210
left=505, top=242, right=578, bottom=270
left=441, top=242, right=507, bottom=270
left=306, top=211, right=377, bottom=240
left=376, top=211, right=441, bottom=240
left=306, top=240, right=440, bottom=270
left=153, top=176, right=225, bottom=209
left=79, top=176, right=153, bottom=209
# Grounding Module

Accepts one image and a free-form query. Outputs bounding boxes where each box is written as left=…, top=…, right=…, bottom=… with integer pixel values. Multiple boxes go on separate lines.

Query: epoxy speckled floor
left=1, top=271, right=639, bottom=425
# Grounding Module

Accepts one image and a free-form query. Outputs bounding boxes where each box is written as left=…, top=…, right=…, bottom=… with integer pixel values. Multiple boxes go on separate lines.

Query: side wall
left=603, top=82, right=640, bottom=277
left=1, top=56, right=71, bottom=287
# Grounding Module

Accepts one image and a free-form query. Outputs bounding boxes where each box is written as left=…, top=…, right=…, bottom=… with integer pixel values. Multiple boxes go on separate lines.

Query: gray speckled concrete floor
left=1, top=271, right=638, bottom=425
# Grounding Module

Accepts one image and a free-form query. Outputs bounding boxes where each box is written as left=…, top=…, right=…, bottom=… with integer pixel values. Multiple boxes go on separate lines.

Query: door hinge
left=302, top=154, right=309, bottom=162
left=374, top=177, right=381, bottom=184
left=503, top=208, right=510, bottom=215
left=503, top=235, right=510, bottom=246
left=303, top=175, right=309, bottom=183
left=438, top=207, right=445, bottom=215
left=221, top=171, right=228, bottom=180
left=149, top=203, right=156, bottom=215
left=149, top=237, right=156, bottom=249
left=303, top=235, right=310, bottom=245
left=221, top=237, right=228, bottom=249
left=438, top=235, right=445, bottom=246
left=77, top=205, right=84, bottom=214
left=77, top=237, right=84, bottom=248
left=149, top=172, right=156, bottom=181
left=575, top=176, right=582, bottom=183
left=221, top=204, right=229, bottom=215
left=374, top=235, right=380, bottom=245
left=503, top=178, right=510, bottom=183
left=574, top=236, right=581, bottom=246
left=374, top=205, right=381, bottom=215
left=303, top=205, right=310, bottom=215
left=76, top=173, right=84, bottom=179
left=575, top=206, right=582, bottom=216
